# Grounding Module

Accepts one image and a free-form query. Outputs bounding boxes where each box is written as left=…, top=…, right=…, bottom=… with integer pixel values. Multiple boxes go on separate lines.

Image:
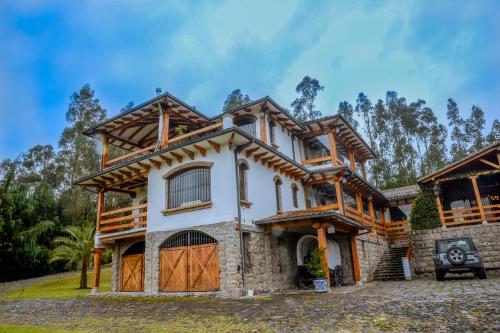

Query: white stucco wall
left=146, top=144, right=238, bottom=233
left=272, top=122, right=295, bottom=158
left=239, top=154, right=305, bottom=224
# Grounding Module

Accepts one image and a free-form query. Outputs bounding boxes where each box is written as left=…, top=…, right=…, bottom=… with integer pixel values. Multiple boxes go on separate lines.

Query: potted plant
left=304, top=248, right=329, bottom=293
left=174, top=124, right=188, bottom=136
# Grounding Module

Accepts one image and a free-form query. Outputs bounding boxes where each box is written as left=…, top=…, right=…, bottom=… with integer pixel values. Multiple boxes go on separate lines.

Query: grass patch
left=6, top=267, right=111, bottom=299
left=0, top=324, right=89, bottom=333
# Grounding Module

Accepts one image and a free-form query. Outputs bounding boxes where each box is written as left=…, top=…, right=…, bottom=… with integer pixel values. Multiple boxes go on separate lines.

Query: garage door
left=159, top=231, right=220, bottom=292
left=121, top=241, right=145, bottom=292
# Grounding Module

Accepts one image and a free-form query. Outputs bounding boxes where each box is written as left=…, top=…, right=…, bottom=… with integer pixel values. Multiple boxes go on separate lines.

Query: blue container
left=313, top=278, right=328, bottom=293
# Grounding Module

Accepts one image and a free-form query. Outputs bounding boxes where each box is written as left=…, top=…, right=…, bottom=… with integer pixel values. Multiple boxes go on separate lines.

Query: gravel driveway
left=1, top=277, right=499, bottom=332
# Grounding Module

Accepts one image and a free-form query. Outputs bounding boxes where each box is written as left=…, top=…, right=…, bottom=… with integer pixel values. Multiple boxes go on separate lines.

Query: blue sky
left=0, top=0, right=499, bottom=158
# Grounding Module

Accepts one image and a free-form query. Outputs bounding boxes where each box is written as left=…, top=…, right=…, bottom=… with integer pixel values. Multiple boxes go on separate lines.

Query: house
left=76, top=92, right=399, bottom=296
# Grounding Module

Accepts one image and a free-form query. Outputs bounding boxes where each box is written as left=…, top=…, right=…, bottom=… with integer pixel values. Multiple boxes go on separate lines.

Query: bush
left=304, top=248, right=327, bottom=279
left=410, top=188, right=442, bottom=230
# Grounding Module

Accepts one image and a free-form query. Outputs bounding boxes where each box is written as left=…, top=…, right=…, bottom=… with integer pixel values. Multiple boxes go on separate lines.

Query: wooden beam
left=435, top=194, right=445, bottom=226
left=253, top=152, right=268, bottom=162
left=314, top=224, right=330, bottom=286
left=101, top=135, right=109, bottom=169
left=259, top=112, right=267, bottom=144
left=479, top=158, right=500, bottom=170
left=368, top=198, right=376, bottom=233
left=335, top=180, right=344, bottom=215
left=148, top=158, right=161, bottom=170
left=91, top=248, right=104, bottom=290
left=207, top=140, right=220, bottom=153
left=348, top=149, right=357, bottom=172
left=361, top=161, right=367, bottom=179
left=118, top=169, right=132, bottom=178
left=159, top=155, right=172, bottom=166
left=127, top=166, right=141, bottom=176
left=245, top=146, right=259, bottom=158
left=109, top=172, right=123, bottom=181
left=137, top=162, right=151, bottom=172
left=182, top=148, right=195, bottom=160
left=470, top=176, right=486, bottom=222
left=328, top=131, right=338, bottom=166
left=228, top=133, right=235, bottom=150
left=193, top=144, right=206, bottom=157
left=96, top=190, right=104, bottom=231
left=350, top=234, right=361, bottom=282
left=273, top=162, right=287, bottom=171
left=170, top=152, right=183, bottom=163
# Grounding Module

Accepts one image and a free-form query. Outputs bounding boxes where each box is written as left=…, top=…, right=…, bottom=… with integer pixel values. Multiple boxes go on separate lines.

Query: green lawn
left=6, top=267, right=111, bottom=299
left=0, top=324, right=90, bottom=333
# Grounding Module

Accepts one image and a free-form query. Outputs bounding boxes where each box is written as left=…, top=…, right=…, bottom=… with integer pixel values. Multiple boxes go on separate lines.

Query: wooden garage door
left=121, top=254, right=144, bottom=292
left=159, top=244, right=220, bottom=292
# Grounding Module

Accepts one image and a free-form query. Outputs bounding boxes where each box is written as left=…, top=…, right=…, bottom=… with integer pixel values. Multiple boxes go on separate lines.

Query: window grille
left=123, top=241, right=145, bottom=255
left=239, top=122, right=256, bottom=136
left=160, top=230, right=217, bottom=248
left=167, top=167, right=211, bottom=209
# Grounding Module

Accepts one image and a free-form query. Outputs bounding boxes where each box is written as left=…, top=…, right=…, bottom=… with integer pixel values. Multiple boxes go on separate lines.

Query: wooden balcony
left=98, top=203, right=147, bottom=241
left=385, top=220, right=411, bottom=241
left=442, top=204, right=500, bottom=227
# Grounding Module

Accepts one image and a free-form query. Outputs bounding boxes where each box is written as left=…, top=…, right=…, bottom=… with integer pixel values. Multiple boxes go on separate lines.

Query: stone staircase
left=373, top=246, right=407, bottom=281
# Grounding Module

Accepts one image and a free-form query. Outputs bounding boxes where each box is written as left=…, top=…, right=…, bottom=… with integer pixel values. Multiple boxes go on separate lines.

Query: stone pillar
left=92, top=247, right=105, bottom=294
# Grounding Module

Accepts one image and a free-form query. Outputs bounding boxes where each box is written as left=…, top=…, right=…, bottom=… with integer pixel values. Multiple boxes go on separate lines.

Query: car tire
left=436, top=269, right=446, bottom=281
left=446, top=246, right=467, bottom=265
left=475, top=268, right=487, bottom=280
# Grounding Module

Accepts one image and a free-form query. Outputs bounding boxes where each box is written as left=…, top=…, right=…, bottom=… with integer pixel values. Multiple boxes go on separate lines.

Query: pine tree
left=291, top=76, right=323, bottom=122
left=447, top=98, right=468, bottom=161
left=486, top=120, right=500, bottom=145
left=466, top=105, right=486, bottom=153
left=222, top=89, right=251, bottom=112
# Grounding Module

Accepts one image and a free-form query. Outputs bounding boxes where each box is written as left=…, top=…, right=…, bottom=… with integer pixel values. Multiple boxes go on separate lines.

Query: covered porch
left=255, top=209, right=372, bottom=286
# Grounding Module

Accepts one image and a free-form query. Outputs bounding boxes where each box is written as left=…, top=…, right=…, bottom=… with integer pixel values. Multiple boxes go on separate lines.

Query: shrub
left=304, top=248, right=327, bottom=279
left=410, top=188, right=442, bottom=230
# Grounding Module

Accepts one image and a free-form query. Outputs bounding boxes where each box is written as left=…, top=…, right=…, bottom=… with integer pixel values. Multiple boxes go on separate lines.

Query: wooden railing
left=442, top=204, right=500, bottom=227
left=374, top=218, right=386, bottom=236
left=306, top=203, right=339, bottom=212
left=99, top=203, right=147, bottom=234
left=106, top=145, right=156, bottom=167
left=385, top=220, right=411, bottom=240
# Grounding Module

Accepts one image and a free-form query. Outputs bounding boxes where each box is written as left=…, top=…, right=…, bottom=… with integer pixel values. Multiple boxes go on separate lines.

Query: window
left=166, top=167, right=211, bottom=209
left=239, top=160, right=249, bottom=202
left=269, top=120, right=276, bottom=146
left=274, top=176, right=283, bottom=213
left=291, top=183, right=299, bottom=208
left=234, top=115, right=257, bottom=136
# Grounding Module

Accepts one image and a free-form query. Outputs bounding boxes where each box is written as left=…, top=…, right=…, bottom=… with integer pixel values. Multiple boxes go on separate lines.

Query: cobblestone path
left=1, top=277, right=499, bottom=332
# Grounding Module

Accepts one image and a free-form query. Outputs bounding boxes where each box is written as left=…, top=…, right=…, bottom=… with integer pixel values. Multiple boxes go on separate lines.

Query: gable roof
left=419, top=143, right=500, bottom=183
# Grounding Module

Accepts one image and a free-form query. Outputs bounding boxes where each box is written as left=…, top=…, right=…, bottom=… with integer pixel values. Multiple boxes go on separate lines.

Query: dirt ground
left=1, top=277, right=499, bottom=332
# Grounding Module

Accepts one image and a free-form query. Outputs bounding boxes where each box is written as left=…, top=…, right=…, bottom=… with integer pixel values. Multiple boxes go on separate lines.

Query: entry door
left=159, top=244, right=220, bottom=292
left=121, top=254, right=144, bottom=291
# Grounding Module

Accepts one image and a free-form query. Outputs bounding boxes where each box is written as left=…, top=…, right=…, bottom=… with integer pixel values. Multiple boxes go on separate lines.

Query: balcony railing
left=238, top=122, right=256, bottom=137
left=99, top=203, right=147, bottom=235
left=442, top=203, right=500, bottom=227
left=385, top=220, right=411, bottom=241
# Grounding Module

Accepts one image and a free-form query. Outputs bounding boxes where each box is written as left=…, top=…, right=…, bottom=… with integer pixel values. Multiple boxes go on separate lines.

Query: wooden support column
left=314, top=223, right=330, bottom=286
left=259, top=111, right=267, bottom=144
left=96, top=190, right=104, bottom=232
left=469, top=176, right=486, bottom=223
left=101, top=135, right=109, bottom=169
left=92, top=247, right=105, bottom=293
left=361, top=161, right=367, bottom=180
left=380, top=208, right=387, bottom=237
left=327, top=131, right=338, bottom=165
left=335, top=179, right=344, bottom=215
left=356, top=192, right=363, bottom=215
left=434, top=193, right=445, bottom=227
left=368, top=198, right=376, bottom=233
left=350, top=233, right=361, bottom=282
left=161, top=111, right=170, bottom=148
left=348, top=149, right=357, bottom=172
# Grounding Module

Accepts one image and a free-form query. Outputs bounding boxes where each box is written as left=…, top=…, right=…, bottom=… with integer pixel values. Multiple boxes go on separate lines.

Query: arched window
left=160, top=230, right=217, bottom=248
left=234, top=115, right=257, bottom=136
left=238, top=159, right=249, bottom=202
left=165, top=165, right=211, bottom=209
left=291, top=183, right=299, bottom=208
left=274, top=176, right=283, bottom=213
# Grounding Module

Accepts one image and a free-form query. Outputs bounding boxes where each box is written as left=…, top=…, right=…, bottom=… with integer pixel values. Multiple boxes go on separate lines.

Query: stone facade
left=354, top=233, right=389, bottom=282
left=411, top=223, right=500, bottom=277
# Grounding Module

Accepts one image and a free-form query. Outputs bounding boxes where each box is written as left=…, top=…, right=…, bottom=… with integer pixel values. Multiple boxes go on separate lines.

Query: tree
left=447, top=98, right=468, bottom=161
left=337, top=101, right=358, bottom=130
left=466, top=105, right=486, bottom=153
left=355, top=93, right=374, bottom=149
left=486, top=120, right=500, bottom=145
left=49, top=221, right=95, bottom=289
left=222, top=89, right=251, bottom=112
left=410, top=188, right=441, bottom=230
left=291, top=76, right=323, bottom=122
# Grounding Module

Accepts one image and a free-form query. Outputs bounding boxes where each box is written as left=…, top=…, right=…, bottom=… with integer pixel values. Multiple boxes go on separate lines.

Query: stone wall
left=144, top=221, right=243, bottom=297
left=411, top=223, right=500, bottom=277
left=355, top=233, right=389, bottom=282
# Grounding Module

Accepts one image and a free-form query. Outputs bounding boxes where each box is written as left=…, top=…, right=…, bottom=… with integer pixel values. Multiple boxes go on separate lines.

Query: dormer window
left=234, top=115, right=257, bottom=136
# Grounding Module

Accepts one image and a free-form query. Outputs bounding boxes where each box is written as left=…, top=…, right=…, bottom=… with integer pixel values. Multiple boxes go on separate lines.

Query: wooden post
left=435, top=193, right=445, bottom=227
left=361, top=161, right=367, bottom=180
left=368, top=198, right=376, bottom=233
left=328, top=131, right=338, bottom=165
left=469, top=176, right=486, bottom=223
left=161, top=111, right=170, bottom=148
left=356, top=192, right=363, bottom=216
left=335, top=179, right=344, bottom=214
left=350, top=233, right=361, bottom=282
left=92, top=248, right=105, bottom=293
left=380, top=208, right=387, bottom=237
left=314, top=224, right=330, bottom=286
left=96, top=190, right=104, bottom=232
left=259, top=111, right=267, bottom=144
left=348, top=149, right=357, bottom=172
left=101, top=135, right=109, bottom=169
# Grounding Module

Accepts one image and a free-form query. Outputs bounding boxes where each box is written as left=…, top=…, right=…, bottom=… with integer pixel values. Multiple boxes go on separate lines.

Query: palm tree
left=49, top=220, right=95, bottom=289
